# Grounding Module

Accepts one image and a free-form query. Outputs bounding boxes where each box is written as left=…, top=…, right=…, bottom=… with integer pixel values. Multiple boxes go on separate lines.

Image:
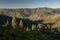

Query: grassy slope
left=43, top=14, right=60, bottom=29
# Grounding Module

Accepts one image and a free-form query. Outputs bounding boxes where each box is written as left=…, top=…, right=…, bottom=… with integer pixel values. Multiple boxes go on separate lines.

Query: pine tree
left=26, top=27, right=30, bottom=31
left=19, top=20, right=23, bottom=29
left=47, top=24, right=51, bottom=29
left=32, top=24, right=36, bottom=30
left=12, top=15, right=17, bottom=28
left=47, top=24, right=52, bottom=32
left=5, top=20, right=9, bottom=27
left=37, top=25, right=41, bottom=29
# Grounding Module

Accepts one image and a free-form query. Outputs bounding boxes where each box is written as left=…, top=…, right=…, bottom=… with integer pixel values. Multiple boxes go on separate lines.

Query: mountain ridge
left=0, top=7, right=60, bottom=29
left=0, top=7, right=58, bottom=20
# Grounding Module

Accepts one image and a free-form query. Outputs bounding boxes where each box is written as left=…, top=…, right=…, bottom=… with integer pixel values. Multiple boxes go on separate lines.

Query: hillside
left=43, top=14, right=60, bottom=29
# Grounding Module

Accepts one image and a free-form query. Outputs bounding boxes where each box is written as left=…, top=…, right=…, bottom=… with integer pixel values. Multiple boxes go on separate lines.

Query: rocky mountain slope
left=0, top=7, right=59, bottom=21
left=1, top=7, right=60, bottom=29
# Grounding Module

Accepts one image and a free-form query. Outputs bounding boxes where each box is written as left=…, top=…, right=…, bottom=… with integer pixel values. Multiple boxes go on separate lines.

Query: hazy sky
left=0, top=0, right=60, bottom=8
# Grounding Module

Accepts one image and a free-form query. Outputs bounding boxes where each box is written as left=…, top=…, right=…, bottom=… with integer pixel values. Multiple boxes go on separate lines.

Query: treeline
left=0, top=15, right=60, bottom=40
left=0, top=15, right=60, bottom=32
left=0, top=15, right=60, bottom=34
left=0, top=15, right=41, bottom=32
